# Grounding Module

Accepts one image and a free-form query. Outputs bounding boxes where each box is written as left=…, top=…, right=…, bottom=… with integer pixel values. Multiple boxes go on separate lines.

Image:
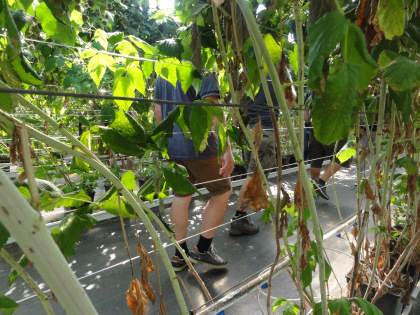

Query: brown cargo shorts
left=243, top=131, right=277, bottom=176
left=170, top=157, right=232, bottom=197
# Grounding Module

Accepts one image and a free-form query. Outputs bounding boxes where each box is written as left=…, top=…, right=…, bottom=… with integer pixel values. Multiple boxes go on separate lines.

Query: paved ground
left=1, top=164, right=418, bottom=314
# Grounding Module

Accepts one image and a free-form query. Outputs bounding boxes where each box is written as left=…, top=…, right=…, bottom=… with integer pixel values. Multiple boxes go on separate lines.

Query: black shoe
left=312, top=179, right=329, bottom=200
left=189, top=244, right=228, bottom=268
left=229, top=215, right=259, bottom=235
left=171, top=256, right=187, bottom=272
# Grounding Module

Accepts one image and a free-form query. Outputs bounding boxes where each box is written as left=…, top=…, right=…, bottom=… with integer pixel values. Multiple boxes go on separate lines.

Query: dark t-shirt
left=154, top=75, right=220, bottom=159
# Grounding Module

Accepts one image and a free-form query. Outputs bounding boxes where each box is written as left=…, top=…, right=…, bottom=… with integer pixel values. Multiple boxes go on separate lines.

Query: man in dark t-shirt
left=230, top=72, right=296, bottom=236
left=154, top=75, right=234, bottom=271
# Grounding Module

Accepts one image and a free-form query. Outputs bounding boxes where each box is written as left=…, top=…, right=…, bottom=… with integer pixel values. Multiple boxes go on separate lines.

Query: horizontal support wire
left=0, top=87, right=380, bottom=115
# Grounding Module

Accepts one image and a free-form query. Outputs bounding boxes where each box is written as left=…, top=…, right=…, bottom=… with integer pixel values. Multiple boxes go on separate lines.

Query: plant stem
left=236, top=1, right=328, bottom=313
left=0, top=170, right=98, bottom=314
left=0, top=248, right=54, bottom=315
left=349, top=79, right=387, bottom=297
left=0, top=111, right=189, bottom=314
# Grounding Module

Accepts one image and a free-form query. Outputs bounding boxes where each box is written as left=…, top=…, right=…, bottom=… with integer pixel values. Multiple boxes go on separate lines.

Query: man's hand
left=219, top=147, right=235, bottom=178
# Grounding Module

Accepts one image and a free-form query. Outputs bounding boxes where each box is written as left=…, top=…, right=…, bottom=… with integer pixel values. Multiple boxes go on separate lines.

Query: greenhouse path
left=1, top=164, right=419, bottom=314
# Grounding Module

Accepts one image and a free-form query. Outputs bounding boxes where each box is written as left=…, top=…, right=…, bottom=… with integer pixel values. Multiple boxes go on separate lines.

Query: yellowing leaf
left=87, top=53, right=114, bottom=88
left=126, top=277, right=148, bottom=314
left=375, top=0, right=405, bottom=40
left=113, top=68, right=135, bottom=111
left=263, top=33, right=282, bottom=73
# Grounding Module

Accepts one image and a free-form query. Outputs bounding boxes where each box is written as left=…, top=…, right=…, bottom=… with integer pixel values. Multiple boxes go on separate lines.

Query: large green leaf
left=93, top=29, right=108, bottom=50
left=215, top=122, right=227, bottom=158
left=40, top=190, right=91, bottom=212
left=329, top=298, right=351, bottom=315
left=142, top=61, right=154, bottom=80
left=345, top=24, right=378, bottom=91
left=0, top=293, right=19, bottom=315
left=97, top=193, right=134, bottom=218
left=311, top=63, right=361, bottom=145
left=98, top=126, right=145, bottom=157
left=0, top=91, right=13, bottom=112
left=353, top=297, right=383, bottom=315
left=121, top=170, right=137, bottom=191
left=176, top=63, right=194, bottom=93
left=51, top=213, right=97, bottom=257
left=381, top=54, right=420, bottom=91
left=155, top=59, right=178, bottom=88
left=35, top=3, right=76, bottom=46
left=162, top=164, right=200, bottom=195
left=302, top=264, right=313, bottom=287
left=157, top=38, right=183, bottom=61
left=390, top=89, right=412, bottom=122
left=308, top=12, right=348, bottom=92
left=113, top=67, right=135, bottom=111
left=0, top=222, right=10, bottom=249
left=109, top=109, right=137, bottom=136
left=114, top=41, right=139, bottom=59
left=87, top=53, right=114, bottom=88
left=375, top=0, right=404, bottom=40
left=272, top=297, right=287, bottom=313
left=123, top=111, right=148, bottom=144
left=151, top=106, right=180, bottom=137
left=190, top=105, right=213, bottom=154
left=127, top=35, right=157, bottom=55
left=127, top=66, right=146, bottom=95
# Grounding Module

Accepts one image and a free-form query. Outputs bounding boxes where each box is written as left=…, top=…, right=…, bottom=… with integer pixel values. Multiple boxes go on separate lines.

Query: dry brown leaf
left=137, top=240, right=156, bottom=304
left=251, top=115, right=263, bottom=156
left=17, top=171, right=27, bottom=183
left=243, top=167, right=270, bottom=212
left=407, top=174, right=417, bottom=202
left=127, top=277, right=148, bottom=315
left=294, top=178, right=308, bottom=210
left=350, top=243, right=357, bottom=256
left=298, top=220, right=311, bottom=269
left=371, top=203, right=383, bottom=217
left=364, top=182, right=375, bottom=201
left=158, top=298, right=167, bottom=315
left=359, top=147, right=370, bottom=164
left=351, top=225, right=359, bottom=238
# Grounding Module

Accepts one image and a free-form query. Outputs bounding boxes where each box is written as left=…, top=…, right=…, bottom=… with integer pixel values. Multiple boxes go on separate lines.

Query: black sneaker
left=171, top=256, right=187, bottom=272
left=312, top=179, right=329, bottom=200
left=189, top=244, right=228, bottom=268
left=229, top=215, right=259, bottom=235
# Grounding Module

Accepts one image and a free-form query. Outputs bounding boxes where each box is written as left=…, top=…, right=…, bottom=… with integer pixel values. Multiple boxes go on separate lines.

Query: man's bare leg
left=170, top=195, right=193, bottom=242
left=201, top=189, right=232, bottom=239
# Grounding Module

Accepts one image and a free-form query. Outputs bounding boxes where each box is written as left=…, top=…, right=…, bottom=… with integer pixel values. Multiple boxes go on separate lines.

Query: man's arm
left=154, top=103, right=163, bottom=124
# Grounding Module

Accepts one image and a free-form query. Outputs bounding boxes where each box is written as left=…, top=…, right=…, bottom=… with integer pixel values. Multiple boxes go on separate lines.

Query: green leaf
left=0, top=92, right=13, bottom=113
left=121, top=170, right=137, bottom=190
left=311, top=63, right=361, bottom=145
left=216, top=122, right=227, bottom=158
left=262, top=202, right=274, bottom=225
left=396, top=157, right=418, bottom=175
left=152, top=106, right=181, bottom=137
left=155, top=60, right=178, bottom=88
left=108, top=32, right=124, bottom=46
left=127, top=35, right=157, bottom=55
left=44, top=56, right=57, bottom=72
left=382, top=55, right=420, bottom=91
left=375, top=0, right=405, bottom=40
left=51, top=213, right=97, bottom=257
left=113, top=68, right=135, bottom=111
left=93, top=29, right=108, bottom=50
left=0, top=222, right=10, bottom=249
left=329, top=298, right=351, bottom=315
left=127, top=66, right=146, bottom=95
left=176, top=64, right=194, bottom=93
left=389, top=89, right=412, bottom=122
left=272, top=297, right=287, bottom=313
left=40, top=190, right=91, bottom=212
left=99, top=127, right=145, bottom=157
left=109, top=109, right=137, bottom=136
left=142, top=61, right=154, bottom=81
left=157, top=39, right=183, bottom=61
left=263, top=34, right=282, bottom=73
left=308, top=12, right=348, bottom=92
left=0, top=293, right=19, bottom=315
left=162, top=164, right=200, bottom=196
left=87, top=53, right=114, bottom=88
left=353, top=297, right=383, bottom=315
left=302, top=264, right=313, bottom=287
left=345, top=24, right=378, bottom=91
left=11, top=54, right=42, bottom=85
left=337, top=147, right=356, bottom=164
left=114, top=41, right=139, bottom=58
left=284, top=302, right=300, bottom=315
left=190, top=105, right=213, bottom=154
left=8, top=255, right=29, bottom=286
left=149, top=10, right=166, bottom=21
left=98, top=193, right=134, bottom=218
left=287, top=217, right=298, bottom=237
left=36, top=3, right=76, bottom=46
